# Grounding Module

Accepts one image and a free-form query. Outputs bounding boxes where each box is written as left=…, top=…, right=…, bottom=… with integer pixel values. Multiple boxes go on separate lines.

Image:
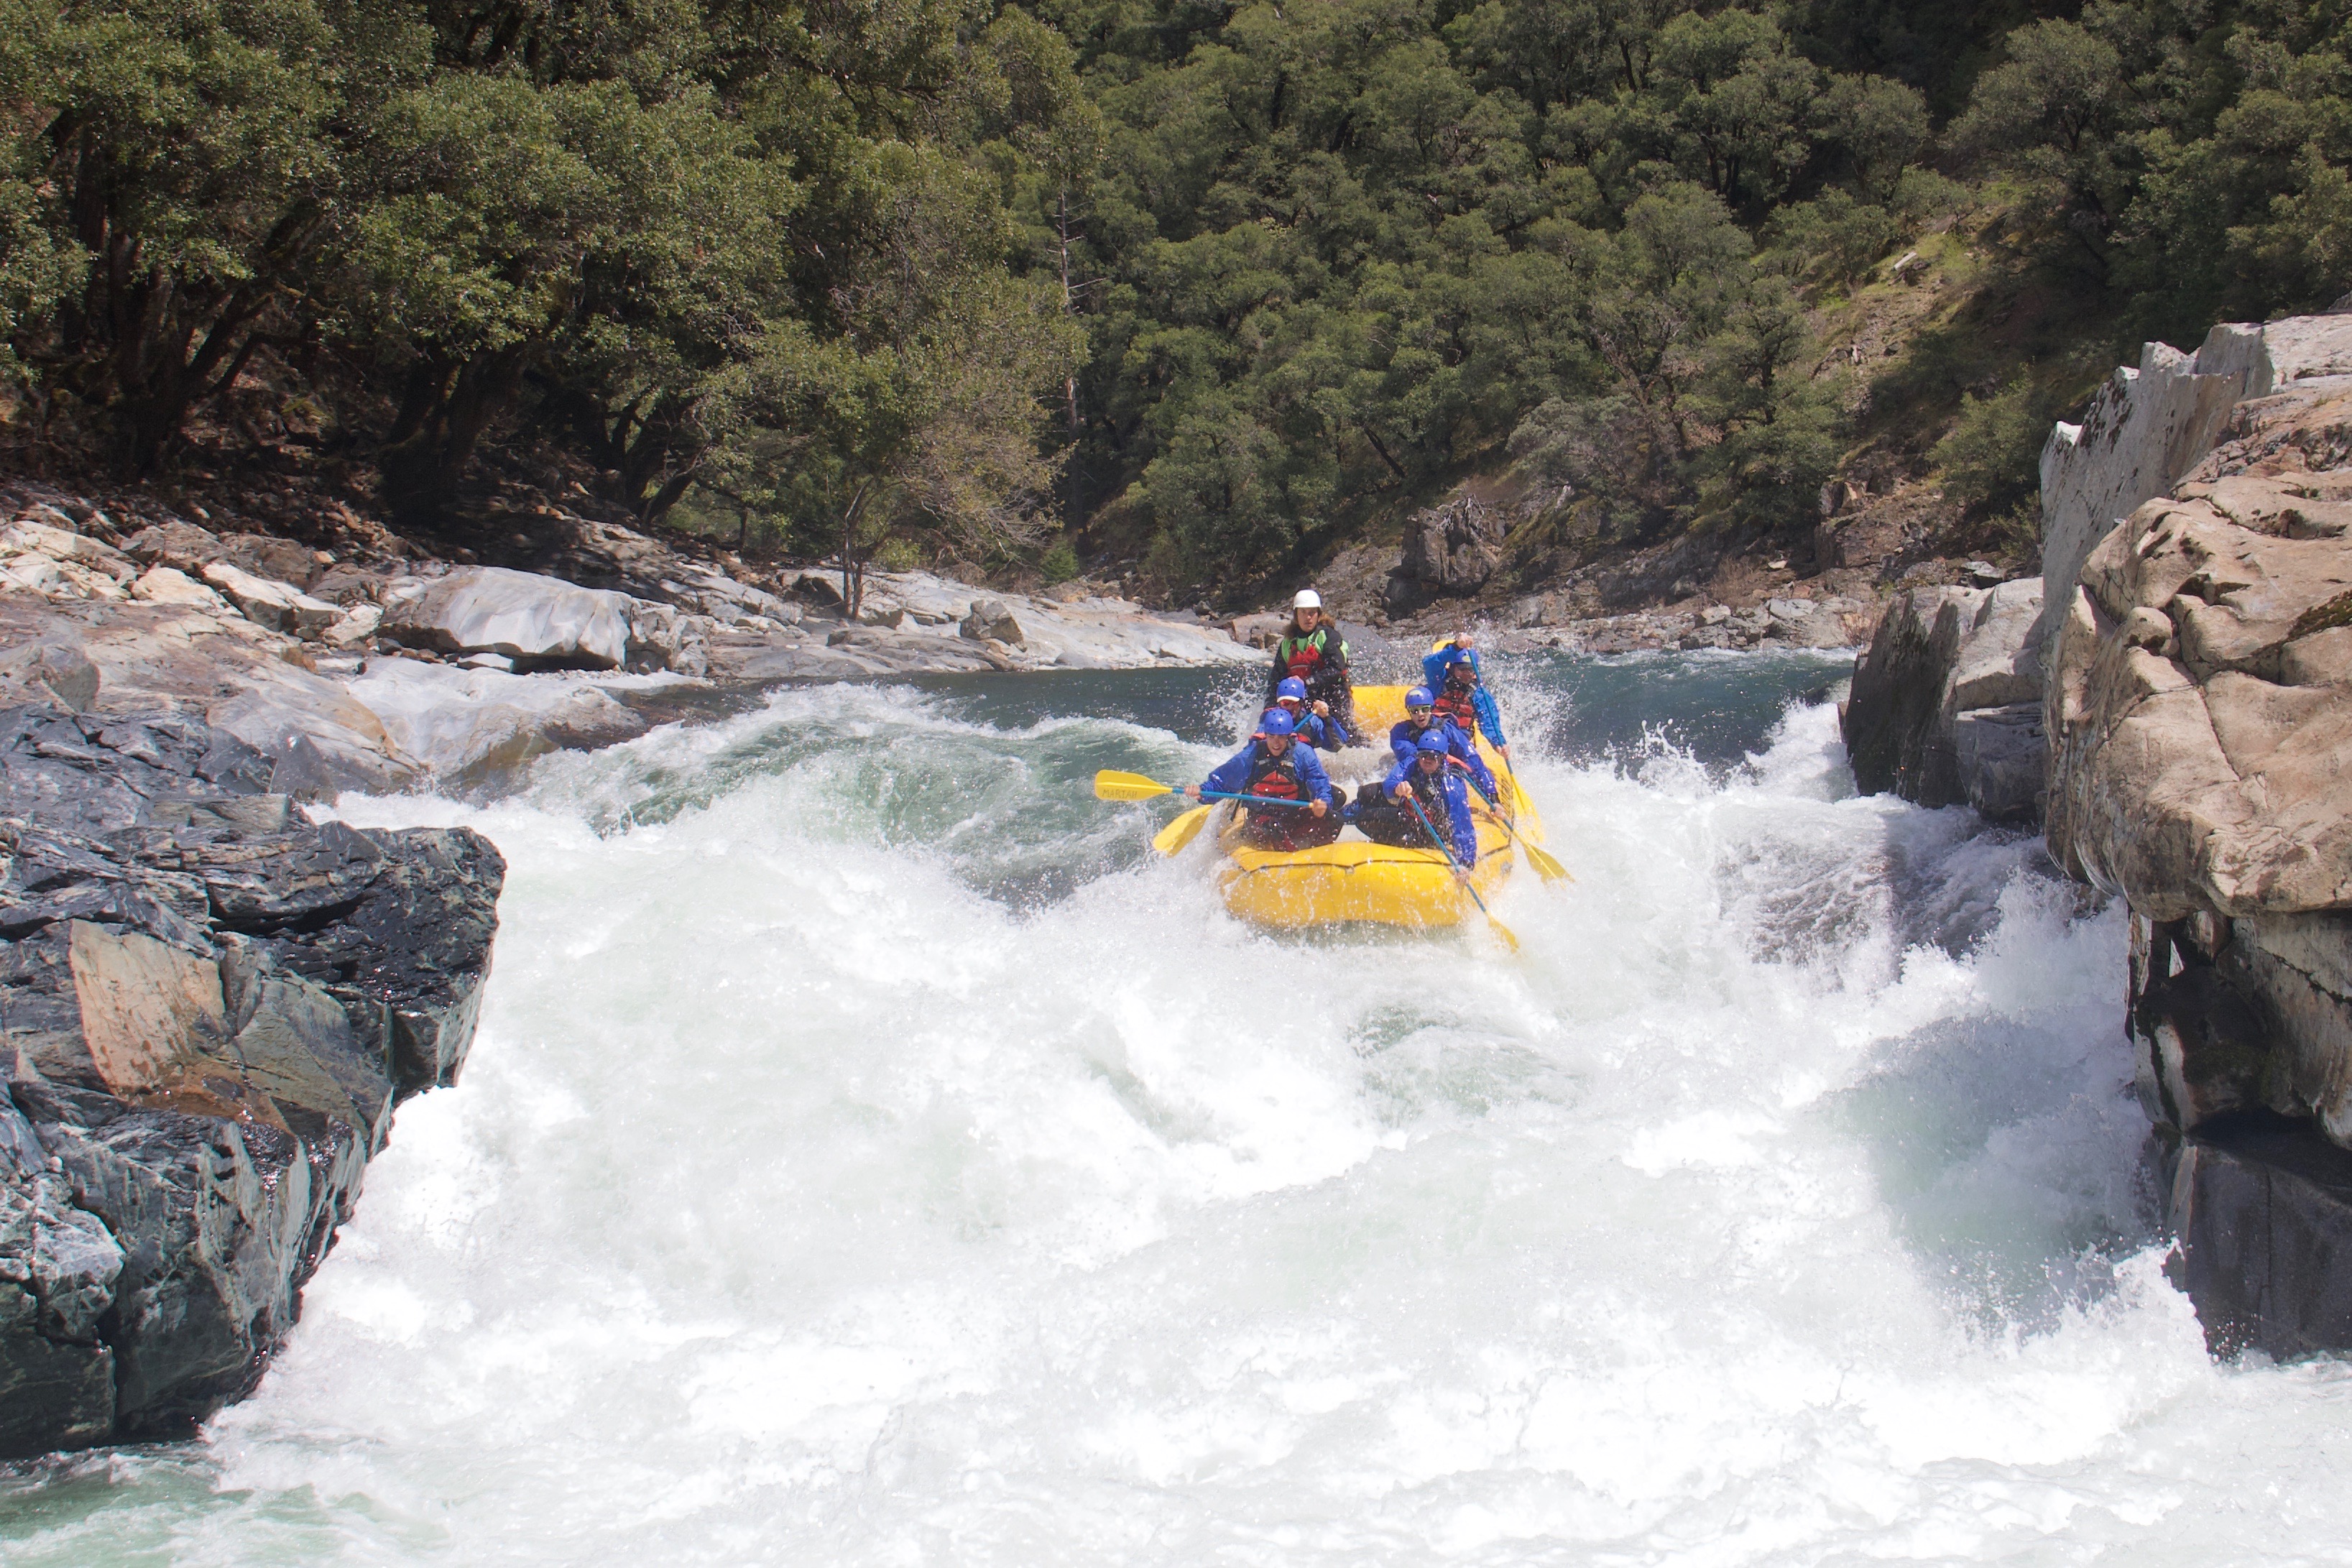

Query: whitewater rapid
left=9, top=655, right=2352, bottom=1565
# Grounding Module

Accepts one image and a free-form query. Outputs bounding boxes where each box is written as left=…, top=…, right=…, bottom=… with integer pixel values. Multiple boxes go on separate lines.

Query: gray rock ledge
left=0, top=702, right=502, bottom=1457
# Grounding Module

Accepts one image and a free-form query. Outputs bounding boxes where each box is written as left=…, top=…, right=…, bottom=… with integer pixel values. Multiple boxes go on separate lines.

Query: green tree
left=1952, top=18, right=2128, bottom=280
left=17, top=0, right=341, bottom=469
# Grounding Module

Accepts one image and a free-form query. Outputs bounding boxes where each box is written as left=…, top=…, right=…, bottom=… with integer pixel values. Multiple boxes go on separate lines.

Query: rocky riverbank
left=0, top=482, right=1259, bottom=793
left=1224, top=468, right=2017, bottom=661
left=0, top=476, right=1279, bottom=1462
left=0, top=702, right=501, bottom=1457
left=1840, top=309, right=2352, bottom=1358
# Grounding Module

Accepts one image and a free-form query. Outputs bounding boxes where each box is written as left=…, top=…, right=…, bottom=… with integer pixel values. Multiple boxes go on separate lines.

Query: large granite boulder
left=2021, top=313, right=2352, bottom=1357
left=378, top=566, right=632, bottom=671
left=1840, top=577, right=2045, bottom=820
left=2044, top=469, right=2352, bottom=918
left=0, top=703, right=502, bottom=1457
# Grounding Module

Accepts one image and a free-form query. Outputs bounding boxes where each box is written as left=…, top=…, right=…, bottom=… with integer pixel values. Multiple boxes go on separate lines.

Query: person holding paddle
left=1352, top=731, right=1476, bottom=877
left=1389, top=686, right=1496, bottom=802
left=1273, top=676, right=1350, bottom=750
left=1185, top=707, right=1340, bottom=851
left=1422, top=635, right=1509, bottom=762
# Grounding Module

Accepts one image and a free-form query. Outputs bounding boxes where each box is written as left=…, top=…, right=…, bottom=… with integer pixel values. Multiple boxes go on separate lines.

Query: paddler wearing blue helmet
left=1389, top=686, right=1497, bottom=803
left=1350, top=729, right=1477, bottom=872
left=1273, top=676, right=1350, bottom=750
left=1421, top=634, right=1509, bottom=760
left=1186, top=705, right=1341, bottom=852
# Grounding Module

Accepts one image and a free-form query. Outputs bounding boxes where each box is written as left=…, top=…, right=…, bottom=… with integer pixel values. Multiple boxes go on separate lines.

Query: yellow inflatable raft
left=1208, top=685, right=1543, bottom=931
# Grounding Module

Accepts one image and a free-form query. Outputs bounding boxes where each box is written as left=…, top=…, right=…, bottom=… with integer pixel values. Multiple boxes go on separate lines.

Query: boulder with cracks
left=0, top=702, right=502, bottom=1457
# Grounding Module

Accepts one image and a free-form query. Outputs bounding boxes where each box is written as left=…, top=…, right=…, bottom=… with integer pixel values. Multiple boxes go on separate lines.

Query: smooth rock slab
left=379, top=566, right=631, bottom=670
left=344, top=660, right=651, bottom=779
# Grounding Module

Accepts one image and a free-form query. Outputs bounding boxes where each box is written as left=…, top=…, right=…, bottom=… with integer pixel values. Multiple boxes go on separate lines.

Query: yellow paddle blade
left=1153, top=803, right=1214, bottom=856
left=1094, top=770, right=1175, bottom=802
left=1522, top=841, right=1573, bottom=883
left=1524, top=841, right=1571, bottom=881
left=1486, top=916, right=1522, bottom=953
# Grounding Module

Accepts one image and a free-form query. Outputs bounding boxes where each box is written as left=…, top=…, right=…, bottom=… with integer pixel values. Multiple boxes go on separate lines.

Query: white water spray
left=9, top=665, right=2351, bottom=1566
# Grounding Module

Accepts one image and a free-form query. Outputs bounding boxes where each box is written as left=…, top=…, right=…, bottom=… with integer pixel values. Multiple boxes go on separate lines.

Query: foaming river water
left=10, top=650, right=2352, bottom=1565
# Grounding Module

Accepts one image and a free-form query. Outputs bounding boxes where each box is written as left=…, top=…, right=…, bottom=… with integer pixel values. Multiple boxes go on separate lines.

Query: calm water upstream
left=8, top=649, right=2352, bottom=1566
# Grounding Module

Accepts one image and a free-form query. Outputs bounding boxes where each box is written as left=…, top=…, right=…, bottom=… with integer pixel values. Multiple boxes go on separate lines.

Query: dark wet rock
left=0, top=701, right=502, bottom=1457
left=1387, top=494, right=1504, bottom=612
left=2169, top=1112, right=2352, bottom=1360
left=1950, top=704, right=2047, bottom=821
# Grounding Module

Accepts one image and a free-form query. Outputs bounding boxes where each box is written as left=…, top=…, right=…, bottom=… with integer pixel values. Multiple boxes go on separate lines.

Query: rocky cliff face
left=0, top=703, right=501, bottom=1457
left=1846, top=310, right=2352, bottom=1359
left=2040, top=328, right=2352, bottom=1358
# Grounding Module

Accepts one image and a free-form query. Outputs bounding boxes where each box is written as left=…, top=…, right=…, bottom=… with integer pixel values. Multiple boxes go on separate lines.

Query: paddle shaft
left=1459, top=765, right=1570, bottom=881
left=1200, top=788, right=1326, bottom=812
left=1404, top=795, right=1491, bottom=915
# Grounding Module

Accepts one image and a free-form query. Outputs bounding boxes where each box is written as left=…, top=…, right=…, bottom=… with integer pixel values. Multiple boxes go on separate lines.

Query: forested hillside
left=5, top=0, right=2351, bottom=602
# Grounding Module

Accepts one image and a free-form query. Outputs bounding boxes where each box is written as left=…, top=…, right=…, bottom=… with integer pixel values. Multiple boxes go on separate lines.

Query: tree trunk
left=838, top=481, right=871, bottom=618
left=379, top=343, right=534, bottom=522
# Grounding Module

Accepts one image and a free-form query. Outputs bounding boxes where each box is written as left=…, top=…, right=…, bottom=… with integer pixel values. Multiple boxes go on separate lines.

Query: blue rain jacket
left=1378, top=757, right=1479, bottom=865
left=1385, top=717, right=1496, bottom=801
left=1420, top=646, right=1508, bottom=750
left=1202, top=738, right=1333, bottom=806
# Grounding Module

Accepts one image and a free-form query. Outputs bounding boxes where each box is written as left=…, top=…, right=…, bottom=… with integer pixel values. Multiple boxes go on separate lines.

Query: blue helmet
left=1276, top=676, right=1308, bottom=702
left=1416, top=729, right=1449, bottom=755
left=1405, top=686, right=1434, bottom=711
left=1257, top=707, right=1297, bottom=738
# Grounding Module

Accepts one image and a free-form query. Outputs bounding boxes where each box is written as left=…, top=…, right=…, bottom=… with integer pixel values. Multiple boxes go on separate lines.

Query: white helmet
left=1293, top=589, right=1322, bottom=609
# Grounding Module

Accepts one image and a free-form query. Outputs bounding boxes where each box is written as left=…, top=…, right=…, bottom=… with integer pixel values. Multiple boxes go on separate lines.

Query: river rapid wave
left=7, top=652, right=2351, bottom=1566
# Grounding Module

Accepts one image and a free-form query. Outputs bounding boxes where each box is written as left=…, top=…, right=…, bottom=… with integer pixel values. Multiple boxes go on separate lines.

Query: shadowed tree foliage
left=7, top=0, right=2352, bottom=593
left=3, top=0, right=1089, bottom=562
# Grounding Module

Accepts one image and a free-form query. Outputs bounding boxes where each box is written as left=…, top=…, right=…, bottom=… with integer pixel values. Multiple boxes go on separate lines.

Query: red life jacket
left=1277, top=627, right=1332, bottom=683
left=1245, top=744, right=1304, bottom=801
left=1431, top=681, right=1478, bottom=738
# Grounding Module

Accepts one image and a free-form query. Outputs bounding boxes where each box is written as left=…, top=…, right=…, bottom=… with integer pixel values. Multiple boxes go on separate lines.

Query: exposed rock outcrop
left=1840, top=576, right=2045, bottom=821
left=2038, top=315, right=2352, bottom=663
left=377, top=566, right=635, bottom=672
left=1, top=494, right=1260, bottom=790
left=1913, top=309, right=2352, bottom=1359
left=1387, top=495, right=1505, bottom=612
left=0, top=703, right=502, bottom=1457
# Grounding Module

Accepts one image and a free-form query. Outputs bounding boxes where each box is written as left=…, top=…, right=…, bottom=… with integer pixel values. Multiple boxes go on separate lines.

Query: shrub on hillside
left=1933, top=377, right=2047, bottom=518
